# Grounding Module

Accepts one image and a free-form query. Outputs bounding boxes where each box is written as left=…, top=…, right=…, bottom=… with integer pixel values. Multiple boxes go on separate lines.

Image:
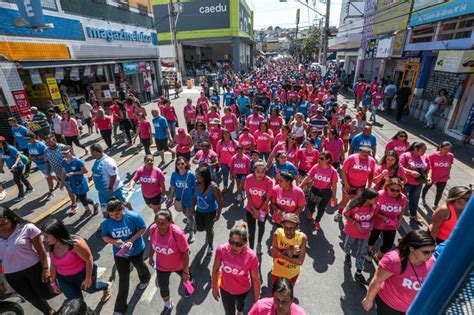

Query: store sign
left=435, top=50, right=474, bottom=73
left=86, top=27, right=152, bottom=44
left=29, top=69, right=42, bottom=84
left=392, top=32, right=406, bottom=58
left=55, top=67, right=64, bottom=80
left=413, top=0, right=445, bottom=11
left=11, top=90, right=31, bottom=115
left=97, top=65, right=104, bottom=76
left=27, top=84, right=50, bottom=99
left=46, top=77, right=61, bottom=99
left=373, top=0, right=411, bottom=35
left=410, top=0, right=474, bottom=26
left=123, top=63, right=139, bottom=75
left=84, top=66, right=91, bottom=77
left=14, top=0, right=45, bottom=28
left=70, top=67, right=80, bottom=81
left=376, top=37, right=393, bottom=58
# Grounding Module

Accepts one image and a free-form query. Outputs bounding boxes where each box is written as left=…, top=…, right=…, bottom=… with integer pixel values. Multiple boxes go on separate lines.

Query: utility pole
left=169, top=0, right=182, bottom=80
left=321, top=0, right=330, bottom=67
left=318, top=18, right=323, bottom=63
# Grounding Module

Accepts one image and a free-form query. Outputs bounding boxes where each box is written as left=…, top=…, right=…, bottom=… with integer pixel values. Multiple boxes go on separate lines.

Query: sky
left=248, top=0, right=342, bottom=30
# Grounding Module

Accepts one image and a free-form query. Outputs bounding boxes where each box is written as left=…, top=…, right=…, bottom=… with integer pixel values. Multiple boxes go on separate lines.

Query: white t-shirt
left=79, top=102, right=93, bottom=119
left=51, top=114, right=62, bottom=134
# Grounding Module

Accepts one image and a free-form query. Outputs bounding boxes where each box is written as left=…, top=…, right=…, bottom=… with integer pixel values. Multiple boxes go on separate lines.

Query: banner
left=29, top=69, right=42, bottom=84
left=123, top=63, right=139, bottom=75
left=14, top=0, right=45, bottom=28
left=435, top=50, right=474, bottom=73
left=373, top=0, right=411, bottom=35
left=46, top=77, right=61, bottom=99
left=70, top=67, right=80, bottom=81
left=84, top=66, right=91, bottom=77
left=410, top=0, right=474, bottom=26
left=97, top=65, right=104, bottom=76
left=55, top=67, right=64, bottom=80
left=11, top=90, right=31, bottom=115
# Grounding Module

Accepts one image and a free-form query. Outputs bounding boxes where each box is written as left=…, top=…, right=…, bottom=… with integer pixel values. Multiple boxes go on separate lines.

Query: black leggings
left=306, top=187, right=332, bottom=222
left=195, top=211, right=216, bottom=249
left=65, top=135, right=86, bottom=150
left=220, top=288, right=248, bottom=315
left=5, top=262, right=53, bottom=314
left=368, top=229, right=397, bottom=253
left=422, top=181, right=447, bottom=206
left=141, top=137, right=152, bottom=155
left=76, top=193, right=95, bottom=207
left=11, top=166, right=32, bottom=196
left=120, top=119, right=133, bottom=143
left=375, top=294, right=405, bottom=315
left=246, top=210, right=265, bottom=249
left=156, top=269, right=183, bottom=298
left=100, top=129, right=113, bottom=148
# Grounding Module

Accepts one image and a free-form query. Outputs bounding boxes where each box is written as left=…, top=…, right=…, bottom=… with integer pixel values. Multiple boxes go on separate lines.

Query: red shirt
left=95, top=116, right=112, bottom=131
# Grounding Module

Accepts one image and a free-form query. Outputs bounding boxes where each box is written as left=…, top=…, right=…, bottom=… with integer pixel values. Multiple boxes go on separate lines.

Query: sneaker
left=307, top=211, right=313, bottom=220
left=334, top=212, right=343, bottom=222
left=188, top=235, right=195, bottom=244
left=25, top=188, right=34, bottom=194
left=256, top=243, right=262, bottom=255
left=354, top=272, right=368, bottom=286
left=13, top=195, right=24, bottom=203
left=46, top=192, right=54, bottom=201
left=160, top=303, right=174, bottom=315
left=313, top=221, right=321, bottom=231
left=0, top=190, right=7, bottom=201
left=236, top=193, right=242, bottom=201
left=101, top=282, right=112, bottom=303
left=138, top=281, right=149, bottom=290
left=344, top=254, right=352, bottom=267
left=66, top=206, right=77, bottom=215
left=365, top=250, right=373, bottom=262
left=410, top=216, right=423, bottom=225
left=206, top=247, right=213, bottom=257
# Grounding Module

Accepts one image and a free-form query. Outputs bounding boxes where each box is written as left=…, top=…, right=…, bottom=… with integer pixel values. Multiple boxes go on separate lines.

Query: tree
left=300, top=27, right=321, bottom=60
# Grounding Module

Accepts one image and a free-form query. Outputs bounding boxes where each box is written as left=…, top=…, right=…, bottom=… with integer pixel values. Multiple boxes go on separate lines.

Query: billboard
left=239, top=0, right=253, bottom=38
left=373, top=0, right=411, bottom=35
left=410, top=0, right=474, bottom=26
left=434, top=50, right=474, bottom=73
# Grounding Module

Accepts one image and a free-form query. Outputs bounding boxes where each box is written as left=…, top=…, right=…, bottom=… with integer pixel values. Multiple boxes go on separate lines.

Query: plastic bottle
left=259, top=210, right=266, bottom=222
left=116, top=244, right=129, bottom=257
left=183, top=280, right=195, bottom=295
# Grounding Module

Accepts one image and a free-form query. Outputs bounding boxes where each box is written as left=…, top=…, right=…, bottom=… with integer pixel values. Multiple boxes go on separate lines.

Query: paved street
left=14, top=88, right=473, bottom=315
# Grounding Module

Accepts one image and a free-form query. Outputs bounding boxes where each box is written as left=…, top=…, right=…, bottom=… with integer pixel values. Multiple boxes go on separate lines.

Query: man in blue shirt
left=8, top=117, right=31, bottom=175
left=236, top=91, right=251, bottom=117
left=152, top=109, right=172, bottom=164
left=350, top=125, right=377, bottom=157
left=223, top=87, right=234, bottom=107
left=25, top=133, right=55, bottom=200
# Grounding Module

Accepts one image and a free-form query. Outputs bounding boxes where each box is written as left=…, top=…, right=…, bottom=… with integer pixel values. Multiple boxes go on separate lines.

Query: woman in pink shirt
left=195, top=104, right=207, bottom=124
left=339, top=115, right=353, bottom=154
left=148, top=210, right=191, bottom=314
left=94, top=109, right=113, bottom=148
left=271, top=172, right=306, bottom=225
left=209, top=119, right=224, bottom=150
left=269, top=108, right=284, bottom=135
left=343, top=188, right=379, bottom=285
left=221, top=107, right=239, bottom=139
left=61, top=111, right=88, bottom=155
left=128, top=155, right=166, bottom=213
left=421, top=141, right=454, bottom=209
left=133, top=113, right=153, bottom=155
left=322, top=128, right=345, bottom=168
left=268, top=135, right=299, bottom=167
left=370, top=86, right=384, bottom=123
left=217, top=131, right=238, bottom=192
left=212, top=224, right=261, bottom=315
left=295, top=138, right=320, bottom=178
left=173, top=127, right=193, bottom=161
left=400, top=142, right=432, bottom=224
left=207, top=105, right=221, bottom=129
left=273, top=125, right=290, bottom=147
left=162, top=99, right=178, bottom=138
left=229, top=146, right=251, bottom=201
left=362, top=230, right=436, bottom=314
left=254, top=121, right=274, bottom=161
left=299, top=151, right=338, bottom=231
left=244, top=162, right=274, bottom=254
left=43, top=219, right=111, bottom=302
left=373, top=151, right=407, bottom=191
left=238, top=127, right=256, bottom=154
left=183, top=98, right=196, bottom=132
left=197, top=92, right=209, bottom=111
left=367, top=178, right=407, bottom=263
left=385, top=131, right=409, bottom=157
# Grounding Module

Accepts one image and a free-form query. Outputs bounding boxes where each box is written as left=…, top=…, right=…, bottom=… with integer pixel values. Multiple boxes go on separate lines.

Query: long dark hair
left=391, top=131, right=408, bottom=144
left=397, top=230, right=435, bottom=273
left=406, top=141, right=426, bottom=152
left=0, top=206, right=29, bottom=227
left=380, top=150, right=400, bottom=170
left=347, top=188, right=379, bottom=211
left=42, top=219, right=75, bottom=250
left=197, top=166, right=212, bottom=191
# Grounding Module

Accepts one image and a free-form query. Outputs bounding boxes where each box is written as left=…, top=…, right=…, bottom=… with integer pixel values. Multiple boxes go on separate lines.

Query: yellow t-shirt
left=272, top=228, right=306, bottom=279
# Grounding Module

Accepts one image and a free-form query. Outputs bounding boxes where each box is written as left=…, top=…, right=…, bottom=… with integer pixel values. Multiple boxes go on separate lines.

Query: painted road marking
left=141, top=273, right=158, bottom=304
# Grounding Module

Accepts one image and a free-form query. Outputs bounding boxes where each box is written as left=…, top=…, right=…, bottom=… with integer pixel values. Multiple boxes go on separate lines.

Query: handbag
left=174, top=172, right=189, bottom=212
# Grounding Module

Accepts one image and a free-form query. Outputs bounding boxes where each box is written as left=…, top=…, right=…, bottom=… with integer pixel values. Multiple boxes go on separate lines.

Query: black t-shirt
left=396, top=87, right=412, bottom=103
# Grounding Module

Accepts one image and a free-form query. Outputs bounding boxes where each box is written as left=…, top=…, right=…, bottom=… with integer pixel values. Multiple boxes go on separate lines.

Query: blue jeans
left=56, top=265, right=108, bottom=301
left=220, top=163, right=230, bottom=188
left=405, top=183, right=423, bottom=216
left=168, top=121, right=177, bottom=139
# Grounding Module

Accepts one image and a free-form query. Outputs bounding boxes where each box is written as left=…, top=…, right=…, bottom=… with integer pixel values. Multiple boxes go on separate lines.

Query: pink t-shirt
left=197, top=97, right=209, bottom=111
left=215, top=244, right=259, bottom=295
left=373, top=190, right=406, bottom=230
left=385, top=139, right=409, bottom=157
left=429, top=152, right=454, bottom=183
left=342, top=154, right=376, bottom=188
left=273, top=133, right=287, bottom=146
left=239, top=133, right=256, bottom=150
left=95, top=117, right=112, bottom=131
left=307, top=164, right=338, bottom=189
left=255, top=130, right=273, bottom=153
left=162, top=106, right=177, bottom=122
left=245, top=174, right=274, bottom=212
left=175, top=134, right=191, bottom=154
left=296, top=148, right=320, bottom=172
left=246, top=115, right=265, bottom=133
left=207, top=112, right=221, bottom=125
left=209, top=127, right=224, bottom=149
left=372, top=91, right=384, bottom=107
left=194, top=149, right=218, bottom=166
left=183, top=104, right=196, bottom=122
left=269, top=117, right=284, bottom=135
left=229, top=154, right=251, bottom=176
left=378, top=250, right=436, bottom=312
left=271, top=185, right=306, bottom=224
left=217, top=140, right=237, bottom=165
left=61, top=119, right=79, bottom=137
left=399, top=152, right=431, bottom=185
left=138, top=120, right=152, bottom=139
left=149, top=224, right=189, bottom=272
left=343, top=205, right=377, bottom=239
left=374, top=164, right=406, bottom=190
left=322, top=138, right=344, bottom=162
left=221, top=114, right=238, bottom=132
left=248, top=297, right=307, bottom=315
left=132, top=166, right=165, bottom=198
left=125, top=103, right=136, bottom=120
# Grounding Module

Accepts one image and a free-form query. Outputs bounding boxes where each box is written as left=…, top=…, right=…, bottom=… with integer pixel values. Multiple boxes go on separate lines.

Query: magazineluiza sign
left=86, top=27, right=152, bottom=43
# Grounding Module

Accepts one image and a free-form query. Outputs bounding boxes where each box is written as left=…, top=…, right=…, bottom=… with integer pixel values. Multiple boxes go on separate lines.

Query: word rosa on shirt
left=353, top=164, right=371, bottom=171
left=402, top=278, right=423, bottom=291
left=248, top=188, right=266, bottom=197
left=277, top=198, right=297, bottom=207
left=152, top=244, right=175, bottom=255
left=221, top=262, right=245, bottom=276
left=380, top=204, right=403, bottom=213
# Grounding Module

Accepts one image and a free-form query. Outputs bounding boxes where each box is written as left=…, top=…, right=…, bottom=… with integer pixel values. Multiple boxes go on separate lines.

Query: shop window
left=438, top=15, right=474, bottom=41
left=410, top=24, right=435, bottom=43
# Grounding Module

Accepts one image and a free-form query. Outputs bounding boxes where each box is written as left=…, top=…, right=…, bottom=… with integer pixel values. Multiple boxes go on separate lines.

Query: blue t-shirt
left=301, top=137, right=322, bottom=151
left=152, top=116, right=168, bottom=140
left=224, top=93, right=233, bottom=106
left=11, top=125, right=29, bottom=150
left=101, top=210, right=146, bottom=257
left=62, top=157, right=89, bottom=195
left=283, top=104, right=296, bottom=120
left=362, top=92, right=372, bottom=106
left=196, top=184, right=218, bottom=213
left=298, top=101, right=309, bottom=116
left=270, top=102, right=282, bottom=112
left=27, top=141, right=47, bottom=165
left=236, top=96, right=251, bottom=116
left=350, top=133, right=377, bottom=153
left=170, top=170, right=197, bottom=208
left=270, top=161, right=299, bottom=178
left=211, top=95, right=220, bottom=105
left=0, top=145, right=24, bottom=169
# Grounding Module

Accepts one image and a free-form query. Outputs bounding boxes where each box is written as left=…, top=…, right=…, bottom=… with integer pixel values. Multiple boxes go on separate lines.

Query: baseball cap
left=281, top=213, right=300, bottom=224
left=317, top=107, right=324, bottom=112
left=359, top=146, right=373, bottom=152
left=178, top=127, right=185, bottom=133
left=210, top=118, right=220, bottom=125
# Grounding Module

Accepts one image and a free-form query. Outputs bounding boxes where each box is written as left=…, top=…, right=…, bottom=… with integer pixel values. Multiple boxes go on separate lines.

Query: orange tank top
left=437, top=204, right=458, bottom=241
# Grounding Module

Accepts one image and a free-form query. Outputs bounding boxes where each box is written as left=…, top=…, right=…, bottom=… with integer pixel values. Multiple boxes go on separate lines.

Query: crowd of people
left=0, top=57, right=471, bottom=315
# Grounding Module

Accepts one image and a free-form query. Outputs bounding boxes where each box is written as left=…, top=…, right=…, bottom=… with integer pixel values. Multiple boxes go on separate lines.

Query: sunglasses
left=318, top=157, right=326, bottom=161
left=229, top=240, right=245, bottom=247
left=398, top=135, right=407, bottom=138
left=389, top=188, right=401, bottom=193
left=177, top=162, right=186, bottom=166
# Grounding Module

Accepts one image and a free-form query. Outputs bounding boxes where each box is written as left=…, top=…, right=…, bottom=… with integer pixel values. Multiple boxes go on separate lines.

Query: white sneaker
left=236, top=193, right=242, bottom=201
left=0, top=190, right=7, bottom=201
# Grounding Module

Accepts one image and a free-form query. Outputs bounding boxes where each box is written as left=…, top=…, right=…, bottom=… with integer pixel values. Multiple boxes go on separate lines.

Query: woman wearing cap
left=300, top=151, right=338, bottom=231
left=207, top=105, right=221, bottom=129
left=295, top=138, right=320, bottom=179
left=148, top=210, right=191, bottom=315
left=183, top=98, right=196, bottom=132
left=61, top=111, right=88, bottom=156
left=94, top=109, right=113, bottom=149
left=0, top=136, right=33, bottom=202
left=254, top=121, right=274, bottom=162
left=217, top=131, right=238, bottom=193
left=367, top=179, right=406, bottom=263
left=221, top=107, right=239, bottom=139
left=342, top=188, right=379, bottom=286
left=271, top=172, right=305, bottom=225
left=270, top=212, right=307, bottom=286
left=373, top=151, right=406, bottom=191
left=209, top=118, right=224, bottom=150
left=229, top=146, right=251, bottom=202
left=128, top=155, right=166, bottom=214
left=212, top=223, right=260, bottom=315
left=430, top=186, right=471, bottom=244
left=362, top=230, right=436, bottom=314
left=399, top=142, right=432, bottom=225
left=335, top=146, right=376, bottom=222
left=385, top=131, right=410, bottom=157
left=60, top=146, right=99, bottom=218
left=173, top=127, right=193, bottom=161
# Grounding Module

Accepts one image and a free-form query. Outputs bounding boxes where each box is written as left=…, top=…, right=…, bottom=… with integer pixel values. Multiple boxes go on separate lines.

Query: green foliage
left=300, top=27, right=321, bottom=57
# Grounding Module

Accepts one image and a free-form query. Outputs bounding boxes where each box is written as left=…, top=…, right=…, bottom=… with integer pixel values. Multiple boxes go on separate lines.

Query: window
left=410, top=24, right=436, bottom=43
left=438, top=15, right=474, bottom=41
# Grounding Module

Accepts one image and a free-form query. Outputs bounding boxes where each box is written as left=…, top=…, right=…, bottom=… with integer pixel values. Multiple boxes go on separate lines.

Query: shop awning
left=18, top=58, right=157, bottom=69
